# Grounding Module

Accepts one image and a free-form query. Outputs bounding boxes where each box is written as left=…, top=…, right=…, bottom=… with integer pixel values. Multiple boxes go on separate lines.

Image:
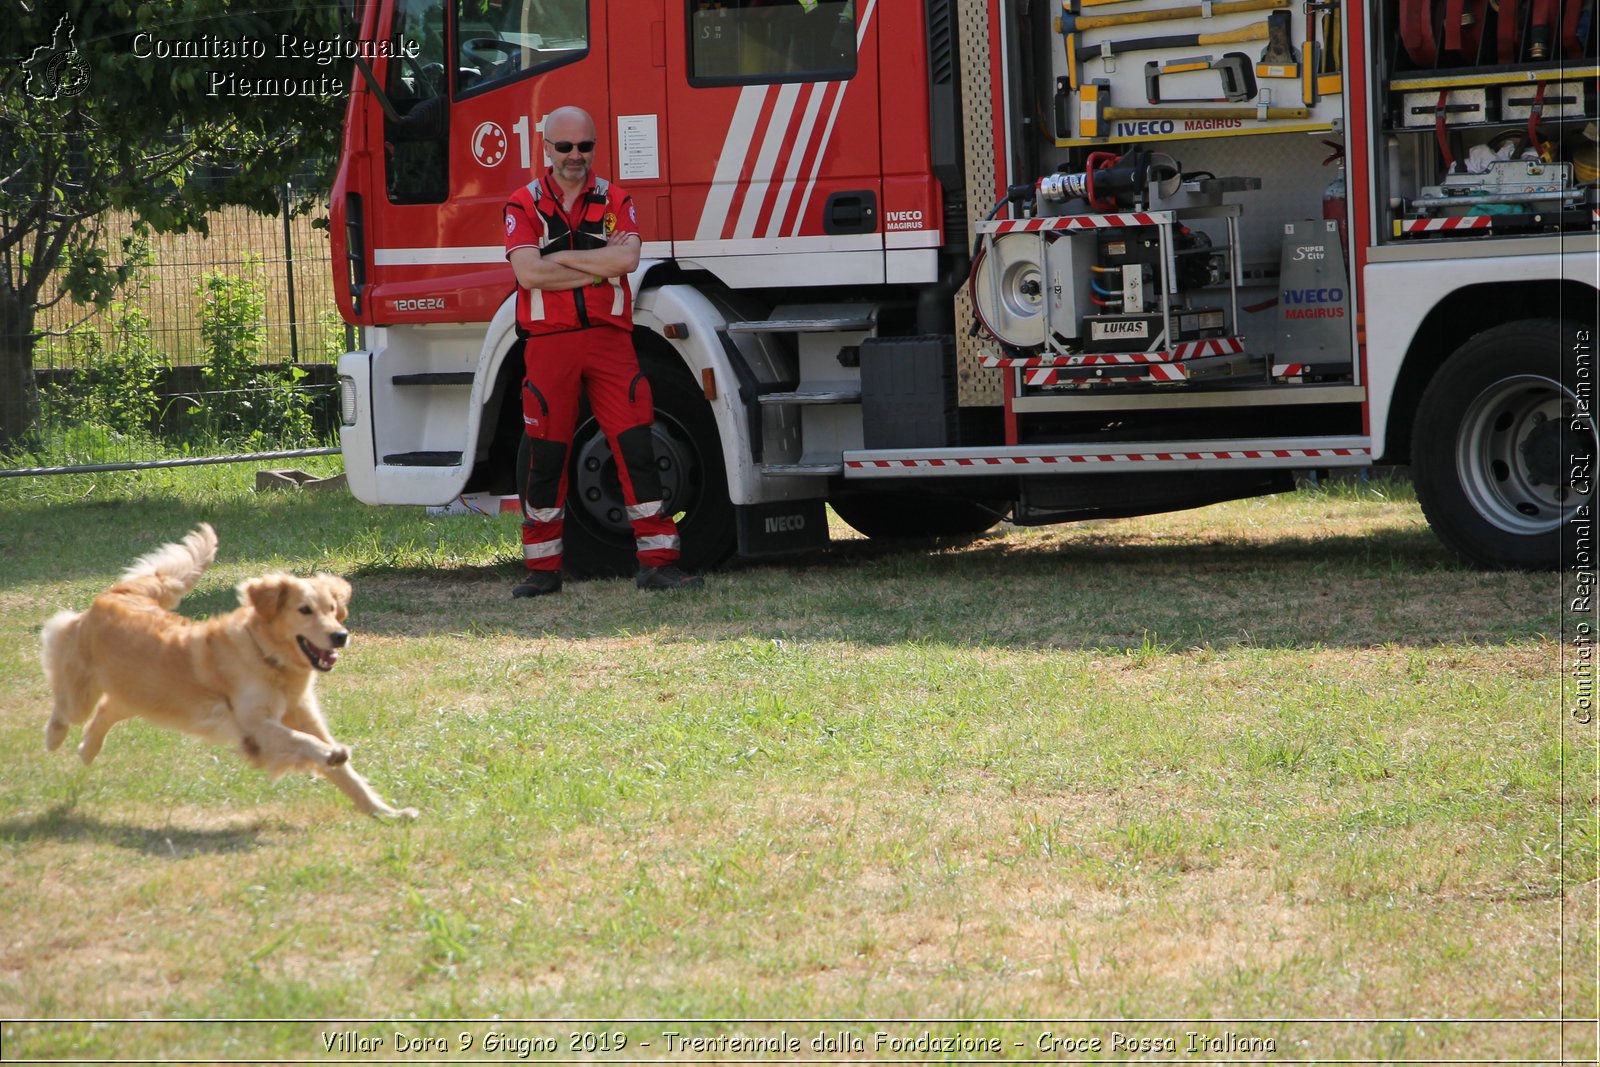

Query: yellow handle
left=1195, top=19, right=1272, bottom=44
left=1104, top=105, right=1310, bottom=119
left=1064, top=0, right=1288, bottom=31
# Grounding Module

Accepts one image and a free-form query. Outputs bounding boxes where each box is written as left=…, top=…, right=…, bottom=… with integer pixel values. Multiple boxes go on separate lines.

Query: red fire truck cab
left=332, top=0, right=1599, bottom=573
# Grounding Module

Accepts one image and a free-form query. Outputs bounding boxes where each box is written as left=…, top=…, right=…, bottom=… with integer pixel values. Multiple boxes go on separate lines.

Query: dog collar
left=246, top=630, right=286, bottom=671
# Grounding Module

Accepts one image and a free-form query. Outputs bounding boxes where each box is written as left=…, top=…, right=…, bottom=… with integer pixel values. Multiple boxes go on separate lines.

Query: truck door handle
left=824, top=190, right=877, bottom=235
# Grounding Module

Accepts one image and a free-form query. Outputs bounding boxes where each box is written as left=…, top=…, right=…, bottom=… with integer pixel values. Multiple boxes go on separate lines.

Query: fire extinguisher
left=1321, top=140, right=1347, bottom=253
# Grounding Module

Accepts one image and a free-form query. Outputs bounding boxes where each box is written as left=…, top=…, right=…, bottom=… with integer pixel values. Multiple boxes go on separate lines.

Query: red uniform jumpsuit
left=504, top=171, right=682, bottom=573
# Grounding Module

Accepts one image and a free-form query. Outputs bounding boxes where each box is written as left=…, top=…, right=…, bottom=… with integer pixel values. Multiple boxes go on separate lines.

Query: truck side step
left=840, top=435, right=1372, bottom=478
left=393, top=372, right=475, bottom=386
left=758, top=384, right=863, bottom=405
left=727, top=314, right=876, bottom=334
left=759, top=461, right=844, bottom=476
left=382, top=451, right=463, bottom=466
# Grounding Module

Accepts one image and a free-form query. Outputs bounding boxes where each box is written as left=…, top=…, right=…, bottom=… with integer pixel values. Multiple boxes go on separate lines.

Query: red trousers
left=518, top=326, right=681, bottom=571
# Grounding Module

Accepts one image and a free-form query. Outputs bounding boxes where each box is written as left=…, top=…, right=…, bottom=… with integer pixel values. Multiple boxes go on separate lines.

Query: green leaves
left=59, top=244, right=129, bottom=310
left=5, top=0, right=345, bottom=262
left=2, top=1, right=346, bottom=443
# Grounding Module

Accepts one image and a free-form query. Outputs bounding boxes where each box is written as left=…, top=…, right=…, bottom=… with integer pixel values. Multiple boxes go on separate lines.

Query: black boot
left=511, top=570, right=563, bottom=598
left=636, top=565, right=704, bottom=591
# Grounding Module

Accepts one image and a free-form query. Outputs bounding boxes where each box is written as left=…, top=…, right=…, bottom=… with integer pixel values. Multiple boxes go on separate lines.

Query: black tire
left=560, top=344, right=735, bottom=578
left=830, top=490, right=1007, bottom=540
left=1412, top=318, right=1596, bottom=570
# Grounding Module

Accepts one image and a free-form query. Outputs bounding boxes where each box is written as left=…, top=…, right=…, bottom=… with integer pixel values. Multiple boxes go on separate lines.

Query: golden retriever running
left=40, top=524, right=416, bottom=819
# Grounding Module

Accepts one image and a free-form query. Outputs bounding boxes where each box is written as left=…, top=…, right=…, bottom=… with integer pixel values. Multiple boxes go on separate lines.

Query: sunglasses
left=548, top=140, right=595, bottom=154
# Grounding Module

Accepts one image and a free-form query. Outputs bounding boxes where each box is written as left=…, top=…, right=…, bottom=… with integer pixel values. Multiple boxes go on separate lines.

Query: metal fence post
left=282, top=181, right=299, bottom=363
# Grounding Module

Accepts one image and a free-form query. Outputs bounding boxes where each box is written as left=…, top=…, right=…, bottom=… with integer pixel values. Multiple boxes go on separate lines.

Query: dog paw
left=374, top=805, right=420, bottom=821
left=44, top=719, right=67, bottom=752
left=326, top=746, right=350, bottom=767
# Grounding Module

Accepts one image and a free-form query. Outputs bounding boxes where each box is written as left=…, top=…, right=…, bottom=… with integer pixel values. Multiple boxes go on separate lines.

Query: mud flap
left=735, top=499, right=830, bottom=557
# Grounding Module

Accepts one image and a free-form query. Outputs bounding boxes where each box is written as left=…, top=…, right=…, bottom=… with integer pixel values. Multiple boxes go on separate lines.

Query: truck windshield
left=455, top=0, right=589, bottom=96
left=689, top=0, right=857, bottom=85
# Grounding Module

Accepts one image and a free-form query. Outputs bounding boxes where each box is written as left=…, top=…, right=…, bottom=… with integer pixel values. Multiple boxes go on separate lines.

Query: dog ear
left=316, top=574, right=353, bottom=621
left=240, top=575, right=293, bottom=619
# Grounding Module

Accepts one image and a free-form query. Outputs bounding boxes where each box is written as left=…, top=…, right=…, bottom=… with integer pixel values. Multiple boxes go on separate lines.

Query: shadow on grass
left=1, top=481, right=1447, bottom=590
left=336, top=525, right=1551, bottom=653
left=821, top=523, right=1451, bottom=570
left=0, top=803, right=269, bottom=857
left=348, top=522, right=1455, bottom=588
left=13, top=482, right=1550, bottom=653
left=342, top=526, right=1007, bottom=582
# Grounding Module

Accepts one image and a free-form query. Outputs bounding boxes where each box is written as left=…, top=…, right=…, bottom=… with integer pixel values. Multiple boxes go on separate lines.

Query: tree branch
left=0, top=155, right=56, bottom=257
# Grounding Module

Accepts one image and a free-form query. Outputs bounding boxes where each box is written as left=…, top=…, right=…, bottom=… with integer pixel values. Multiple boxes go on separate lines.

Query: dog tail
left=115, top=522, right=219, bottom=610
left=41, top=608, right=89, bottom=749
left=40, top=609, right=81, bottom=679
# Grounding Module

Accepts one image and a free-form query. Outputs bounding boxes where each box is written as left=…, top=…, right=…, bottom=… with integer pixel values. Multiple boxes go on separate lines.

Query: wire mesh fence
left=3, top=181, right=350, bottom=477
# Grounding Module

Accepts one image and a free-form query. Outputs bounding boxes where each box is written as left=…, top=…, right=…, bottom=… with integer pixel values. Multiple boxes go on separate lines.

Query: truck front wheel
left=1412, top=318, right=1595, bottom=570
left=556, top=346, right=735, bottom=578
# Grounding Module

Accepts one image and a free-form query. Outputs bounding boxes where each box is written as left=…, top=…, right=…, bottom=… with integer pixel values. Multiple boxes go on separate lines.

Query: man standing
left=503, top=105, right=703, bottom=597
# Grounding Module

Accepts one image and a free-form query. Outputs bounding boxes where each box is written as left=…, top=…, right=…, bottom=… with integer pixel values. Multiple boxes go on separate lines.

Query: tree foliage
left=0, top=0, right=349, bottom=446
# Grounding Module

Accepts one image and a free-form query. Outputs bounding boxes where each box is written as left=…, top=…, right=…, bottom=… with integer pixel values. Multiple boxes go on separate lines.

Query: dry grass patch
left=0, top=473, right=1588, bottom=1063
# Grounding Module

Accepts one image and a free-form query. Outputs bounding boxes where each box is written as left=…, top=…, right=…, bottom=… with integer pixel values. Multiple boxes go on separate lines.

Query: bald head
left=544, top=105, right=598, bottom=192
left=545, top=106, right=596, bottom=139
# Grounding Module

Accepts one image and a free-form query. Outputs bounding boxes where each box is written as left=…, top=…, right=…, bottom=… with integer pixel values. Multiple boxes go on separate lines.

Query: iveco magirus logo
left=22, top=15, right=91, bottom=101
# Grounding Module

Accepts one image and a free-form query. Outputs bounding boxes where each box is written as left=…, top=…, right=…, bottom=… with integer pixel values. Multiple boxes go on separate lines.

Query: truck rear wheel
left=830, top=491, right=1007, bottom=540
left=559, top=347, right=735, bottom=578
left=1412, top=318, right=1595, bottom=570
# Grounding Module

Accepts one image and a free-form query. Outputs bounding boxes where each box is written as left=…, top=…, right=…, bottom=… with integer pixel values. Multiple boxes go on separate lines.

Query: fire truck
left=330, top=0, right=1598, bottom=573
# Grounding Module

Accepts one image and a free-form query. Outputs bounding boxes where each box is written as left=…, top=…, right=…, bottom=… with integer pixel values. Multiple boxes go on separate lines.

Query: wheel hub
left=1457, top=374, right=1594, bottom=535
left=571, top=419, right=692, bottom=536
left=1517, top=413, right=1564, bottom=486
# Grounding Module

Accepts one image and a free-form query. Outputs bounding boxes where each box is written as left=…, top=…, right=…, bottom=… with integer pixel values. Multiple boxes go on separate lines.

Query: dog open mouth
left=297, top=636, right=341, bottom=672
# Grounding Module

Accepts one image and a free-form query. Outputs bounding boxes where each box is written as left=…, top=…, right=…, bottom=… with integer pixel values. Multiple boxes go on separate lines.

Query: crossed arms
left=509, top=231, right=641, bottom=292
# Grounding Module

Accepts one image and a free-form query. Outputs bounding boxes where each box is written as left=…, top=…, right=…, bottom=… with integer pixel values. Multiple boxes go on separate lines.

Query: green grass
left=0, top=464, right=1591, bottom=1063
